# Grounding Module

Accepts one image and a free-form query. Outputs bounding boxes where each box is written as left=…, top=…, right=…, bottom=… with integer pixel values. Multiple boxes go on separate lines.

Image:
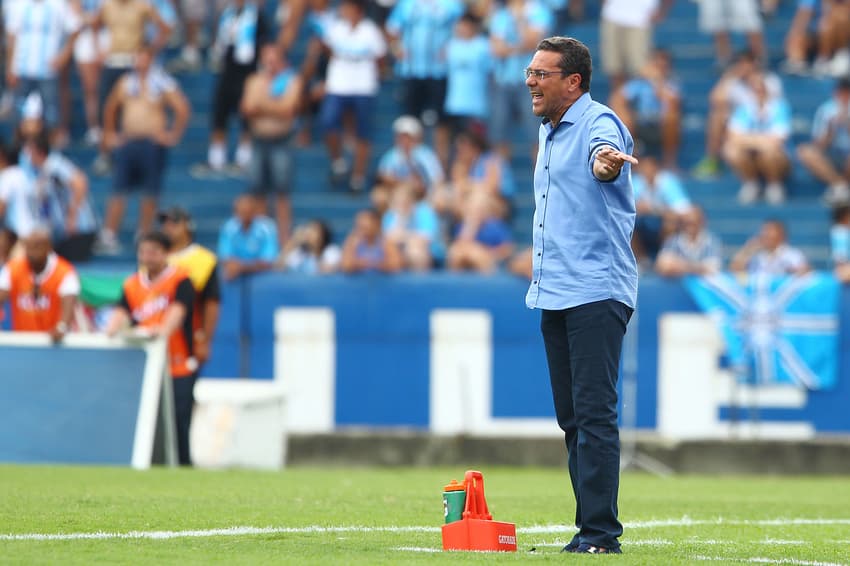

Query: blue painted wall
left=203, top=274, right=850, bottom=433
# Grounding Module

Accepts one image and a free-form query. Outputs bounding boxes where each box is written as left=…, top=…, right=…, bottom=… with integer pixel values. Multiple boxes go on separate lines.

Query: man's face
left=835, top=87, right=850, bottom=107
left=161, top=218, right=186, bottom=245
left=355, top=212, right=379, bottom=239
left=24, top=233, right=51, bottom=268
left=261, top=45, right=281, bottom=73
left=760, top=223, right=784, bottom=251
left=138, top=241, right=168, bottom=273
left=235, top=197, right=255, bottom=224
left=681, top=210, right=703, bottom=238
left=526, top=50, right=571, bottom=119
left=396, top=132, right=416, bottom=153
left=135, top=50, right=153, bottom=73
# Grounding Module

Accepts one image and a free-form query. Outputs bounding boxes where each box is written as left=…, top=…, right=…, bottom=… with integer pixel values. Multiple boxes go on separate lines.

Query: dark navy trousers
left=540, top=299, right=632, bottom=549
left=172, top=374, right=197, bottom=466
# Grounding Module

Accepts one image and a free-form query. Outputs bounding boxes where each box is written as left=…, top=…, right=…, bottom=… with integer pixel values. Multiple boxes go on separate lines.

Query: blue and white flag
left=683, top=273, right=840, bottom=390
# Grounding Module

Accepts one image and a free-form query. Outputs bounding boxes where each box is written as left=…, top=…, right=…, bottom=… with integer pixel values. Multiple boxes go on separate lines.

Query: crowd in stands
left=0, top=0, right=849, bottom=286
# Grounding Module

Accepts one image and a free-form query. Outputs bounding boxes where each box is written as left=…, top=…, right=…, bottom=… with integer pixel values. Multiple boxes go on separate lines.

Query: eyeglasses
left=524, top=68, right=568, bottom=80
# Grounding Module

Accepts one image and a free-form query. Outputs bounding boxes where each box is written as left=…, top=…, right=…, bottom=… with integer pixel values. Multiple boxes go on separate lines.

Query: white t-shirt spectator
left=601, top=0, right=658, bottom=27
left=727, top=72, right=784, bottom=109
left=323, top=17, right=387, bottom=96
left=7, top=0, right=81, bottom=79
left=0, top=165, right=37, bottom=237
left=283, top=245, right=342, bottom=275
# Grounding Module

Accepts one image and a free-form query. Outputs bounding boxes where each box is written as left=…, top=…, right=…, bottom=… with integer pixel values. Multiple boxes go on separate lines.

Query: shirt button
left=544, top=166, right=548, bottom=170
left=532, top=280, right=538, bottom=284
left=537, top=253, right=541, bottom=256
left=539, top=224, right=543, bottom=228
left=542, top=194, right=546, bottom=198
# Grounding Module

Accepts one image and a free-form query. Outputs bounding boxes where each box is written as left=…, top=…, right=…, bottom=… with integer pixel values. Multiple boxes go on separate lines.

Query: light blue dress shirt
left=526, top=92, right=638, bottom=311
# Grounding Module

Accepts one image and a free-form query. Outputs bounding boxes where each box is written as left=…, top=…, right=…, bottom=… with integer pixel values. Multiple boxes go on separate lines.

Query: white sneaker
left=812, top=58, right=831, bottom=78
left=829, top=49, right=850, bottom=77
left=824, top=182, right=850, bottom=205
left=737, top=181, right=760, bottom=205
left=765, top=182, right=786, bottom=205
left=93, top=231, right=122, bottom=256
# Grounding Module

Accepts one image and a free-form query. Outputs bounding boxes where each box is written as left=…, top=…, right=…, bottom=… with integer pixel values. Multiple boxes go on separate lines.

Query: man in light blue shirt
left=218, top=194, right=279, bottom=281
left=489, top=0, right=553, bottom=159
left=525, top=36, right=638, bottom=555
left=386, top=0, right=463, bottom=126
left=796, top=78, right=850, bottom=204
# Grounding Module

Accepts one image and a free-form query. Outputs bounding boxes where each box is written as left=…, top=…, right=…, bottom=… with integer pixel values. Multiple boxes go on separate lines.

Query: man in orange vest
left=0, top=227, right=79, bottom=341
left=106, top=231, right=197, bottom=466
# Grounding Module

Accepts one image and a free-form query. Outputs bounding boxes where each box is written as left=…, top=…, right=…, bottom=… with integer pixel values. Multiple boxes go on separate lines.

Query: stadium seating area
left=8, top=0, right=839, bottom=269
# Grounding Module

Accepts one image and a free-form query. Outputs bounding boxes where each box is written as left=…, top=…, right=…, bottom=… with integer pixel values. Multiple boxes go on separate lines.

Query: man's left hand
left=593, top=146, right=639, bottom=180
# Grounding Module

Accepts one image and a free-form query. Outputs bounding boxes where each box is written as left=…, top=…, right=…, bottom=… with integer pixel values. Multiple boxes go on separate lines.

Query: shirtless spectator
left=240, top=43, right=302, bottom=247
left=96, top=45, right=190, bottom=255
left=90, top=0, right=171, bottom=174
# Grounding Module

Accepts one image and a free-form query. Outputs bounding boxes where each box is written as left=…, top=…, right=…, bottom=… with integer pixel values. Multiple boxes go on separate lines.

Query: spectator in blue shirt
left=610, top=49, right=681, bottom=169
left=438, top=12, right=492, bottom=168
left=783, top=0, right=850, bottom=77
left=447, top=192, right=514, bottom=273
left=341, top=209, right=403, bottom=274
left=631, top=153, right=691, bottom=263
left=724, top=73, right=792, bottom=205
left=489, top=0, right=553, bottom=160
left=655, top=207, right=723, bottom=277
left=383, top=183, right=444, bottom=271
left=372, top=115, right=444, bottom=214
left=831, top=204, right=850, bottom=282
left=797, top=78, right=850, bottom=204
left=218, top=193, right=280, bottom=281
left=385, top=0, right=463, bottom=127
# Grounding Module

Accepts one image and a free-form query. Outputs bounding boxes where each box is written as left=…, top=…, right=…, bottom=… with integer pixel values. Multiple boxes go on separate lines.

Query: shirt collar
left=543, top=92, right=593, bottom=130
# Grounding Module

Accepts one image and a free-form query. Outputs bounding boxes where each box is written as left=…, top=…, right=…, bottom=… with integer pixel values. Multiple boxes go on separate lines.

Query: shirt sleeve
left=660, top=173, right=692, bottom=213
left=0, top=265, right=10, bottom=291
left=588, top=113, right=627, bottom=163
left=174, top=277, right=195, bottom=311
left=46, top=154, right=78, bottom=186
left=259, top=224, right=280, bottom=262
left=200, top=264, right=221, bottom=303
left=728, top=105, right=750, bottom=134
left=811, top=103, right=830, bottom=140
left=770, top=100, right=792, bottom=139
left=58, top=270, right=81, bottom=297
left=831, top=226, right=850, bottom=264
left=370, top=23, right=388, bottom=58
left=218, top=224, right=234, bottom=260
left=414, top=206, right=439, bottom=240
left=385, top=0, right=406, bottom=35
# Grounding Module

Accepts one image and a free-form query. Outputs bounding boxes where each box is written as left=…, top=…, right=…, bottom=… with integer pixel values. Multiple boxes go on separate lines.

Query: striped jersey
left=7, top=0, right=81, bottom=79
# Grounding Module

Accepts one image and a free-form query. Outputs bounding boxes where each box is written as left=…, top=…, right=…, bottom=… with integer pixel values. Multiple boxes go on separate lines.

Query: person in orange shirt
left=0, top=227, right=79, bottom=341
left=106, top=231, right=196, bottom=466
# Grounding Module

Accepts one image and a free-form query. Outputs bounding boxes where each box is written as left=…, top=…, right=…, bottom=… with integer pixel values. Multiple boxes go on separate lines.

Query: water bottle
left=443, top=479, right=466, bottom=524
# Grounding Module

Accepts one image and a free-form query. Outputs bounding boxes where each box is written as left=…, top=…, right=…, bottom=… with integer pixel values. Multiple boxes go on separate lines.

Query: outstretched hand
left=593, top=146, right=639, bottom=180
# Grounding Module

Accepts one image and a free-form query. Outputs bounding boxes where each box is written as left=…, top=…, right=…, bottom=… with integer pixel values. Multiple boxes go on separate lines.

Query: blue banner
left=684, top=273, right=839, bottom=390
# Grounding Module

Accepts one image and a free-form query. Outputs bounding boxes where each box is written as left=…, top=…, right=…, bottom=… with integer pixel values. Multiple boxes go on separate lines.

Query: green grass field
left=0, top=465, right=848, bottom=565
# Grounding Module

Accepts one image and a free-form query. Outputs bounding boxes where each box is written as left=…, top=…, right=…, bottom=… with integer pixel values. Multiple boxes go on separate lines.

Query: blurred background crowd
left=1, top=0, right=850, bottom=285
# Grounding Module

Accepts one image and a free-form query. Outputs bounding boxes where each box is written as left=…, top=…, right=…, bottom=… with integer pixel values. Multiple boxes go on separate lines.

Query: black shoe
left=561, top=536, right=581, bottom=553
left=574, top=542, right=622, bottom=554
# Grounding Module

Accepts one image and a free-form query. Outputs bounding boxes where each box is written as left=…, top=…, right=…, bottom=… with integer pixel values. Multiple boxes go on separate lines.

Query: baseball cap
left=392, top=115, right=423, bottom=138
left=158, top=207, right=195, bottom=231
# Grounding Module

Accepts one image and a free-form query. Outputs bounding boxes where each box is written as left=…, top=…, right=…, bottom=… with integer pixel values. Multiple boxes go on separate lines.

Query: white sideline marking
left=694, top=555, right=846, bottom=566
left=2, top=518, right=850, bottom=543
left=394, top=547, right=440, bottom=553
